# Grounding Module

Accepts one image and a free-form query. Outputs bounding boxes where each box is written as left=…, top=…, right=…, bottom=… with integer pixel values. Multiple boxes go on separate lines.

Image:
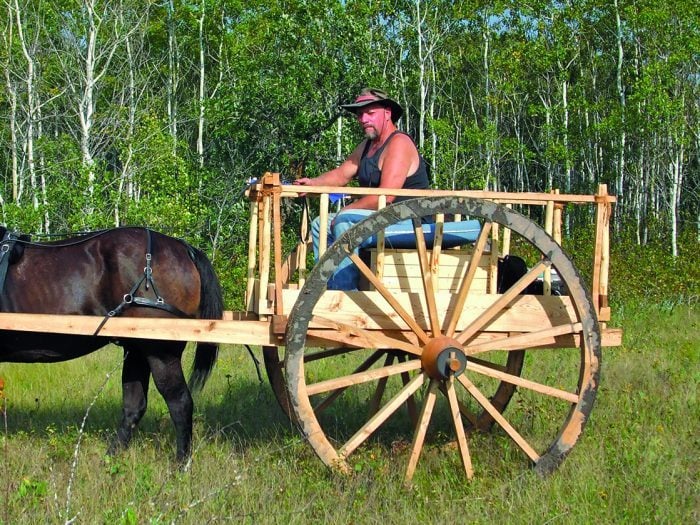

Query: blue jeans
left=311, top=209, right=375, bottom=290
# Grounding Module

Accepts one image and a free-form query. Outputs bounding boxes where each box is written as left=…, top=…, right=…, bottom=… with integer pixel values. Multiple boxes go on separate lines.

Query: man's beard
left=364, top=127, right=378, bottom=140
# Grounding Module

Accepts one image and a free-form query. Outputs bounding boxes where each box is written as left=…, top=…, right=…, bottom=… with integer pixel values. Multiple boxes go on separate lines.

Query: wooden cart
left=0, top=172, right=622, bottom=482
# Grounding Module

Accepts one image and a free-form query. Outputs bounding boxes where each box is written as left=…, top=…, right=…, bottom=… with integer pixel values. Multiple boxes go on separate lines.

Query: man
left=294, top=88, right=430, bottom=289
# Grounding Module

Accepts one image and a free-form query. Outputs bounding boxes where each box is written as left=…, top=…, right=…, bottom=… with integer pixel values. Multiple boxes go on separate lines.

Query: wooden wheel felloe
left=285, top=197, right=601, bottom=481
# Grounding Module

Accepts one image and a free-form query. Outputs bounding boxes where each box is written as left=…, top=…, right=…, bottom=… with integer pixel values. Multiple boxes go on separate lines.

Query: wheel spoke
left=303, top=346, right=365, bottom=363
left=368, top=353, right=395, bottom=416
left=313, top=350, right=386, bottom=413
left=310, top=315, right=421, bottom=355
left=405, top=379, right=439, bottom=482
left=466, top=361, right=579, bottom=403
left=438, top=383, right=479, bottom=427
left=339, top=372, right=426, bottom=458
left=445, top=222, right=492, bottom=337
left=306, top=359, right=422, bottom=396
left=465, top=323, right=583, bottom=355
left=412, top=218, right=441, bottom=337
left=457, top=374, right=540, bottom=462
left=467, top=355, right=511, bottom=373
left=348, top=252, right=431, bottom=344
left=445, top=377, right=474, bottom=479
left=397, top=353, right=419, bottom=426
left=456, top=260, right=550, bottom=344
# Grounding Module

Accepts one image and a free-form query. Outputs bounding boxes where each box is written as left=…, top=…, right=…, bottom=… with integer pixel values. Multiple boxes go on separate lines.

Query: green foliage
left=0, top=0, right=698, bottom=303
left=609, top=228, right=700, bottom=307
left=0, top=300, right=697, bottom=523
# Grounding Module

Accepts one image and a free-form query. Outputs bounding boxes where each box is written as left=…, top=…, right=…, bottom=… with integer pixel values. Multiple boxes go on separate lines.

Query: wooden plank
left=245, top=199, right=259, bottom=312
left=0, top=312, right=275, bottom=346
left=489, top=222, right=499, bottom=294
left=279, top=288, right=579, bottom=333
left=299, top=203, right=309, bottom=285
left=277, top=184, right=617, bottom=204
left=305, top=326, right=622, bottom=349
left=376, top=194, right=387, bottom=281
left=0, top=310, right=622, bottom=349
left=318, top=193, right=329, bottom=256
left=544, top=196, right=554, bottom=295
left=369, top=249, right=490, bottom=293
left=592, top=184, right=607, bottom=314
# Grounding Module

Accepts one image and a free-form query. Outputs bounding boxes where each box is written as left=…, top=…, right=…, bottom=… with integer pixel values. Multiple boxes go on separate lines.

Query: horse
left=0, top=226, right=224, bottom=463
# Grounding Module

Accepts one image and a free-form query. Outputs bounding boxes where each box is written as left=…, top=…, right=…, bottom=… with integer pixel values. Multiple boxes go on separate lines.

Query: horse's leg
left=109, top=349, right=150, bottom=455
left=144, top=345, right=193, bottom=463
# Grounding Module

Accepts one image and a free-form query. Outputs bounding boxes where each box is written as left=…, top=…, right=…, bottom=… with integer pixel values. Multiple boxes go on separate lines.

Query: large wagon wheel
left=285, top=197, right=601, bottom=481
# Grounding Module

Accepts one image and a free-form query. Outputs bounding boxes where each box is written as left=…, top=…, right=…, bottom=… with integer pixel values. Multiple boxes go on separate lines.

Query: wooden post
left=245, top=198, right=259, bottom=313
left=271, top=174, right=284, bottom=317
left=553, top=189, right=563, bottom=245
left=502, top=204, right=512, bottom=256
left=592, top=184, right=610, bottom=318
left=544, top=195, right=555, bottom=295
left=431, top=213, right=444, bottom=291
left=318, top=193, right=330, bottom=256
left=375, top=194, right=387, bottom=282
left=298, top=204, right=309, bottom=286
left=257, top=174, right=273, bottom=315
left=489, top=223, right=499, bottom=294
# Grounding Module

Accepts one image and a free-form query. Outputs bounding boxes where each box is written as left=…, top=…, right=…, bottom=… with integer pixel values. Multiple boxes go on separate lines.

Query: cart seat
left=360, top=219, right=481, bottom=250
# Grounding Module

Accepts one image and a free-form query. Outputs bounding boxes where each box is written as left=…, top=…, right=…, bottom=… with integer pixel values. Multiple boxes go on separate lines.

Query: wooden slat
left=318, top=193, right=330, bottom=256
left=369, top=249, right=490, bottom=293
left=0, top=311, right=622, bottom=349
left=375, top=194, right=387, bottom=281
left=0, top=313, right=274, bottom=346
left=276, top=184, right=617, bottom=204
left=245, top=199, right=259, bottom=312
left=278, top=288, right=578, bottom=333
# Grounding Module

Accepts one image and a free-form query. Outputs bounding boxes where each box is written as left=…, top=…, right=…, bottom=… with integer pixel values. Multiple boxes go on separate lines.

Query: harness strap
left=93, top=229, right=192, bottom=336
left=0, top=231, right=21, bottom=295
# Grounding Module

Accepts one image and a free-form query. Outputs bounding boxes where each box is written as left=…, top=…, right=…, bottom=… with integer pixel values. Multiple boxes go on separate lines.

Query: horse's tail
left=187, top=245, right=224, bottom=393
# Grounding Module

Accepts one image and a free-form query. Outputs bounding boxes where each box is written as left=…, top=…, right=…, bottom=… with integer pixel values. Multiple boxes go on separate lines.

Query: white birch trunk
left=614, top=0, right=626, bottom=225
left=168, top=0, right=179, bottom=156
left=14, top=0, right=37, bottom=210
left=197, top=0, right=206, bottom=168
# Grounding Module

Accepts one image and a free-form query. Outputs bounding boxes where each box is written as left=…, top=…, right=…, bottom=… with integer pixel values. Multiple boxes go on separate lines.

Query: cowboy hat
left=340, top=88, right=404, bottom=123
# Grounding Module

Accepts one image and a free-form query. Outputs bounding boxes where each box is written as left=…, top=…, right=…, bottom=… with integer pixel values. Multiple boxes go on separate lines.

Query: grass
left=1, top=302, right=697, bottom=524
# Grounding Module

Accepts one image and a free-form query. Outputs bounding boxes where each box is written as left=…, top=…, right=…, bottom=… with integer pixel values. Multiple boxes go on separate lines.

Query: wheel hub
left=421, top=336, right=468, bottom=380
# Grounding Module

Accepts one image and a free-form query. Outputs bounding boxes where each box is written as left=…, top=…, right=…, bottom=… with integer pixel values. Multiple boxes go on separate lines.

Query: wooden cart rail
left=246, top=172, right=616, bottom=340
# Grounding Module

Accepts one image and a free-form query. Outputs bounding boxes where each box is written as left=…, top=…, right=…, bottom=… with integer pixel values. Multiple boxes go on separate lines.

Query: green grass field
left=1, top=302, right=697, bottom=524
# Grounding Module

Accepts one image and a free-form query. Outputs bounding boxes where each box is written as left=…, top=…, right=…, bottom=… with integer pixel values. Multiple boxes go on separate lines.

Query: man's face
left=356, top=104, right=390, bottom=140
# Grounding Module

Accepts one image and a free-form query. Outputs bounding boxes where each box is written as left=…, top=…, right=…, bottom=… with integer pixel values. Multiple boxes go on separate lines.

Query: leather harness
left=0, top=228, right=192, bottom=336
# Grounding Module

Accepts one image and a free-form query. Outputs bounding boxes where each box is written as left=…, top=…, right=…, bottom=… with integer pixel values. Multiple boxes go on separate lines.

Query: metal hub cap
left=421, top=336, right=468, bottom=380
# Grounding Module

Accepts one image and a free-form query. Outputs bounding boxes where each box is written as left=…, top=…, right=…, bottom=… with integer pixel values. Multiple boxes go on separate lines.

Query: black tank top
left=357, top=131, right=430, bottom=203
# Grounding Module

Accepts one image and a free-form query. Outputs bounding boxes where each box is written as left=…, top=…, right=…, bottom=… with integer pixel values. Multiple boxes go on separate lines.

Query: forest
left=1, top=0, right=698, bottom=278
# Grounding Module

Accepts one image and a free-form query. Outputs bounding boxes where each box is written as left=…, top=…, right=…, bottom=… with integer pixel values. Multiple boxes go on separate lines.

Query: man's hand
left=294, top=177, right=314, bottom=186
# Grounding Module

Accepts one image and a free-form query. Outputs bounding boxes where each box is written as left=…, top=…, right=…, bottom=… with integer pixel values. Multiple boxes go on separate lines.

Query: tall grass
left=1, top=233, right=698, bottom=524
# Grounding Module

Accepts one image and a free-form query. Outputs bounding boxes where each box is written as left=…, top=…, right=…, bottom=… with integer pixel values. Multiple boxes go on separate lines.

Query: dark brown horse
left=0, top=226, right=224, bottom=463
